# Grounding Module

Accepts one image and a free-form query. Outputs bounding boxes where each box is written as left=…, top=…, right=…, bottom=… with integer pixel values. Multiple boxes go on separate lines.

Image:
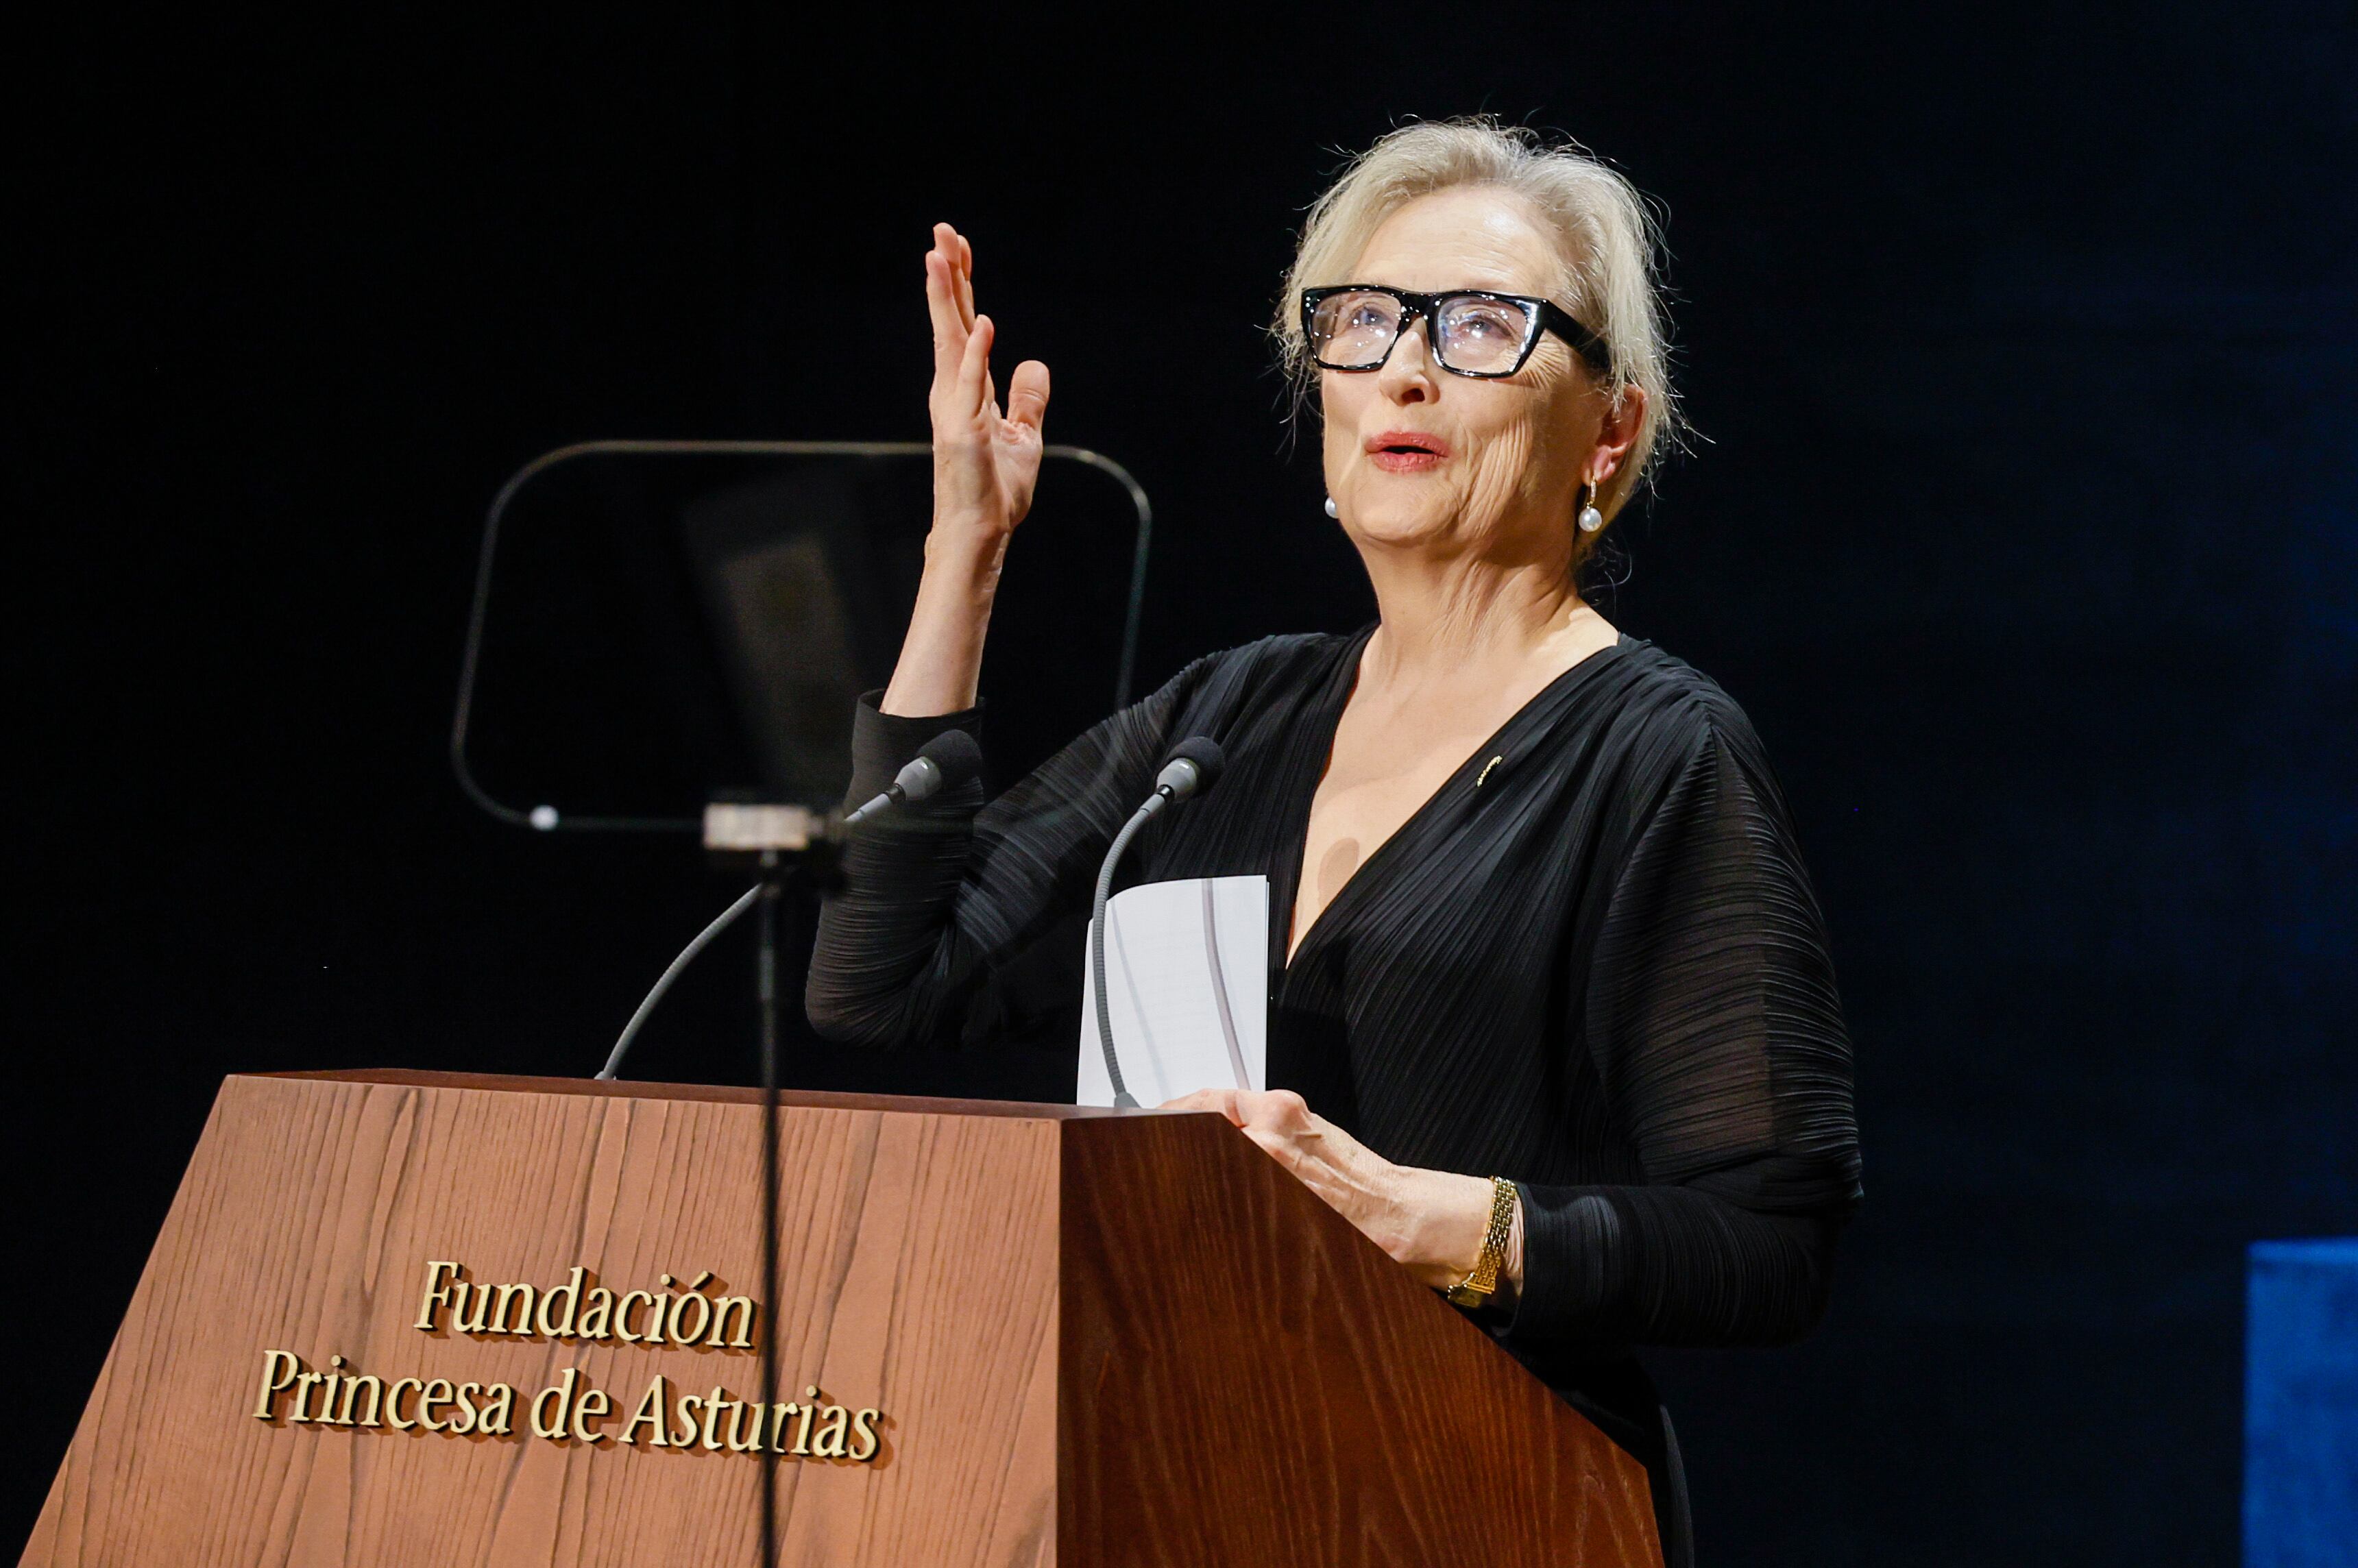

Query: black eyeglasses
left=1300, top=286, right=1612, bottom=379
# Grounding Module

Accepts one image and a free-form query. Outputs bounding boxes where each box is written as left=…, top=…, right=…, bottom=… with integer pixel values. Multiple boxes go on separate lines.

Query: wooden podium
left=23, top=1070, right=1660, bottom=1566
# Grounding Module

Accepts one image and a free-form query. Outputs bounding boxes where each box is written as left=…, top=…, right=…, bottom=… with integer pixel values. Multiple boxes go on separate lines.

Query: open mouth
left=1367, top=430, right=1450, bottom=470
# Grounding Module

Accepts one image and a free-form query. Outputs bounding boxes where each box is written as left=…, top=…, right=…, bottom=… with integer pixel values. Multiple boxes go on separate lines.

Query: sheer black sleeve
left=1507, top=712, right=1862, bottom=1350
left=803, top=668, right=1199, bottom=1050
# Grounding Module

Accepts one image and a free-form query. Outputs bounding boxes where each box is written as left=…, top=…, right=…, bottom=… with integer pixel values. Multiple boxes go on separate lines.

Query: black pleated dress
left=805, top=629, right=1862, bottom=1556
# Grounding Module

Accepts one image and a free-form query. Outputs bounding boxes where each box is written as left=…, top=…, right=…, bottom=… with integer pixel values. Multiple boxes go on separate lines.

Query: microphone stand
left=1089, top=741, right=1226, bottom=1108
left=590, top=783, right=947, bottom=1564
left=755, top=849, right=783, bottom=1568
left=603, top=803, right=840, bottom=1568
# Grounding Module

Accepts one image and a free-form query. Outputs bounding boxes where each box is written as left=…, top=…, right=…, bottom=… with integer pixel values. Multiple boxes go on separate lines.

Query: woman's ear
left=1589, top=382, right=1648, bottom=484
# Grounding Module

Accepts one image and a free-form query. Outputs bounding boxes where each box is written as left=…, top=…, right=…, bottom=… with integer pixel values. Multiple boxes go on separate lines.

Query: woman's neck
left=1357, top=539, right=1594, bottom=687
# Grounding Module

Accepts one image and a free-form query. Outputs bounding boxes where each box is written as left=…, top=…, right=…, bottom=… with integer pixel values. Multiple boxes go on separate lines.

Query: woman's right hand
left=881, top=224, right=1052, bottom=718
left=925, top=223, right=1051, bottom=540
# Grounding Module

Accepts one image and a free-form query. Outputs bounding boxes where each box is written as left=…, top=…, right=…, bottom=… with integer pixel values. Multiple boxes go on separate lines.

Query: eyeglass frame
left=1299, top=285, right=1613, bottom=380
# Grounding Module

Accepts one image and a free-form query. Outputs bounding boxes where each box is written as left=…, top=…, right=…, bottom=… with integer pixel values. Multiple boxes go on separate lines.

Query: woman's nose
left=1378, top=317, right=1437, bottom=402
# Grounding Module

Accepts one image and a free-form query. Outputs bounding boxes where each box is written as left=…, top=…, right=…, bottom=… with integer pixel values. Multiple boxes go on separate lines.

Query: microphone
left=843, top=728, right=984, bottom=826
left=596, top=726, right=984, bottom=1083
left=1091, top=737, right=1227, bottom=1107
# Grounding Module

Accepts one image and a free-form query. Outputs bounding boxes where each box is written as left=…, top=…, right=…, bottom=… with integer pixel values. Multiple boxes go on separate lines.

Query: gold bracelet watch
left=1444, top=1176, right=1518, bottom=1308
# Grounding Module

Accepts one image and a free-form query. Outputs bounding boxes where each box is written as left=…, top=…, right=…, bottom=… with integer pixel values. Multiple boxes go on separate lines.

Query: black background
left=7, top=4, right=2354, bottom=1561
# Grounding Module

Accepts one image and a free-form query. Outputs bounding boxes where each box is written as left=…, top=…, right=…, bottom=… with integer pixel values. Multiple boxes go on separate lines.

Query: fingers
left=929, top=224, right=1032, bottom=441
left=924, top=243, right=965, bottom=387
left=1006, top=360, right=1051, bottom=436
left=953, top=228, right=976, bottom=330
left=1240, top=1089, right=1312, bottom=1129
left=1160, top=1088, right=1245, bottom=1124
left=1238, top=1125, right=1294, bottom=1166
left=930, top=221, right=977, bottom=332
left=1184, top=1089, right=1312, bottom=1144
left=952, top=314, right=995, bottom=421
left=1159, top=1089, right=1310, bottom=1126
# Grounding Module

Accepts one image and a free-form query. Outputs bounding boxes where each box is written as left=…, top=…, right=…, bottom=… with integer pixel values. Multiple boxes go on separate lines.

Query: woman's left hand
left=1160, top=1088, right=1505, bottom=1293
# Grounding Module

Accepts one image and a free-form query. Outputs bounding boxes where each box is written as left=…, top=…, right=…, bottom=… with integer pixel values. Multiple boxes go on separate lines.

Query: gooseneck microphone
left=1091, top=737, right=1226, bottom=1107
left=596, top=726, right=986, bottom=1081
left=844, top=728, right=984, bottom=826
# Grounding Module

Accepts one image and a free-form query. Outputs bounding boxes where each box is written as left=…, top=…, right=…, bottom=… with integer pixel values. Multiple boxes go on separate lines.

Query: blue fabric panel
left=2246, top=1240, right=2358, bottom=1567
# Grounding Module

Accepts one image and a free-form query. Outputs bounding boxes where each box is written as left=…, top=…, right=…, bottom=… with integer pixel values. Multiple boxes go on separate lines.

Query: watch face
left=1446, top=1274, right=1494, bottom=1308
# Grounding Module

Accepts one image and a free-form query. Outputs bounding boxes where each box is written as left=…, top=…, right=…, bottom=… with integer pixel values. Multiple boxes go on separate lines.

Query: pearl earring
left=1577, top=481, right=1605, bottom=533
left=1324, top=495, right=1339, bottom=519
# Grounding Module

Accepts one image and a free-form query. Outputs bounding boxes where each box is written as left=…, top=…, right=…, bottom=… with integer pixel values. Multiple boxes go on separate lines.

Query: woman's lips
left=1365, top=430, right=1450, bottom=473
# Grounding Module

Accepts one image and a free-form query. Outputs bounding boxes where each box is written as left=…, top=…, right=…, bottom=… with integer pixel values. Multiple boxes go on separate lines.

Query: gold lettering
left=707, top=1293, right=756, bottom=1349
left=618, top=1376, right=670, bottom=1447
left=812, top=1404, right=851, bottom=1459
left=452, top=1282, right=494, bottom=1336
left=537, top=1267, right=587, bottom=1338
left=415, top=1260, right=461, bottom=1331
left=614, top=1290, right=655, bottom=1344
left=723, top=1399, right=766, bottom=1453
left=790, top=1388, right=818, bottom=1457
left=768, top=1401, right=799, bottom=1454
left=319, top=1356, right=343, bottom=1421
left=576, top=1285, right=615, bottom=1340
left=571, top=1386, right=611, bottom=1444
left=289, top=1371, right=326, bottom=1423
left=489, top=1282, right=537, bottom=1336
left=646, top=1276, right=673, bottom=1345
left=335, top=1373, right=384, bottom=1428
left=699, top=1386, right=729, bottom=1451
left=531, top=1368, right=580, bottom=1440
left=478, top=1382, right=516, bottom=1436
left=672, top=1393, right=701, bottom=1447
left=253, top=1349, right=301, bottom=1420
left=385, top=1377, right=424, bottom=1430
left=666, top=1271, right=714, bottom=1347
left=848, top=1408, right=881, bottom=1462
left=449, top=1382, right=481, bottom=1436
left=419, top=1378, right=455, bottom=1432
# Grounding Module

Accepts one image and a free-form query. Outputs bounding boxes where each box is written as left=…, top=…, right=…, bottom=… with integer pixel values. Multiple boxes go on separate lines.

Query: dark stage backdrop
left=7, top=5, right=2353, bottom=1561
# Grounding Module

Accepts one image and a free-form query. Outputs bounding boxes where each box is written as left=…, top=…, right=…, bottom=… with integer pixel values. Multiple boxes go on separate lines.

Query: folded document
left=1076, top=875, right=1269, bottom=1107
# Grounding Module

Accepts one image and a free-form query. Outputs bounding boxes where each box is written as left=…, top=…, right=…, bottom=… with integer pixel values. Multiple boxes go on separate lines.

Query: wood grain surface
left=23, top=1072, right=1063, bottom=1567
left=25, top=1070, right=1657, bottom=1567
left=1059, top=1112, right=1662, bottom=1567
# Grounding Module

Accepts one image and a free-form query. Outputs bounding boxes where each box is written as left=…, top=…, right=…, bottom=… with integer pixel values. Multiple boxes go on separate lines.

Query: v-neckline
left=1277, top=626, right=1629, bottom=973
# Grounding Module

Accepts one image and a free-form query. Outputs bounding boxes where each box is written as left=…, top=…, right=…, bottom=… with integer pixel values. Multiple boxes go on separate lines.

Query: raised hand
left=880, top=224, right=1053, bottom=718
left=925, top=223, right=1051, bottom=540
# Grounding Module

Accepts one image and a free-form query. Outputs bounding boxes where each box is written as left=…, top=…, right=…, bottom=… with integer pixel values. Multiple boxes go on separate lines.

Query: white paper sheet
left=1076, top=875, right=1269, bottom=1107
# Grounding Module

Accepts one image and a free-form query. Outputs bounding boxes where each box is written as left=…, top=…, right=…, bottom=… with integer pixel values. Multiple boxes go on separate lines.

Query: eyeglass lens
left=1309, top=290, right=1535, bottom=375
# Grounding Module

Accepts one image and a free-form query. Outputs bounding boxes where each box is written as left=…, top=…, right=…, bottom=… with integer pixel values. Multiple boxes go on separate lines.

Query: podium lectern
left=23, top=1070, right=1660, bottom=1566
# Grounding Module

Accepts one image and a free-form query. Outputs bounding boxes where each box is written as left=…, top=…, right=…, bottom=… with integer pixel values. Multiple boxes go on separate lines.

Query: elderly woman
left=807, top=119, right=1860, bottom=1563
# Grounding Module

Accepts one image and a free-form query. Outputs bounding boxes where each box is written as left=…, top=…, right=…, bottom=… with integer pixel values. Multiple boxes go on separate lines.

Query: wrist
left=920, top=525, right=1007, bottom=606
left=1441, top=1177, right=1520, bottom=1310
left=927, top=511, right=1012, bottom=560
left=1396, top=1169, right=1496, bottom=1288
left=882, top=530, right=1004, bottom=718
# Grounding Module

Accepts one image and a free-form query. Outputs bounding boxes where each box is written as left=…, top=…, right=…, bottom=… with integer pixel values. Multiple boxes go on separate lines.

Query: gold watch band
left=1444, top=1176, right=1518, bottom=1308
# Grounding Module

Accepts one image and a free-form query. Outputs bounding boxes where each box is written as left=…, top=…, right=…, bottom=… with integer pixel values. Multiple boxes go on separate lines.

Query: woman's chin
left=1344, top=508, right=1463, bottom=552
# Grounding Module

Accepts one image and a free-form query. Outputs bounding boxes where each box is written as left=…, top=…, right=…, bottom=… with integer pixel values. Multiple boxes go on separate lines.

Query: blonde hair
left=1274, top=118, right=1681, bottom=524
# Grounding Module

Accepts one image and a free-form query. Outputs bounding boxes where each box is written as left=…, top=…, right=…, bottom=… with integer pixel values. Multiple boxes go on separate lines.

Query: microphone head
left=918, top=727, right=984, bottom=789
left=892, top=727, right=984, bottom=805
left=1156, top=736, right=1226, bottom=801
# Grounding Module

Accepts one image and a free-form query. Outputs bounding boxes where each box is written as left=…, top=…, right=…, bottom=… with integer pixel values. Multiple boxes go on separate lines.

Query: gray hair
left=1274, top=118, right=1681, bottom=524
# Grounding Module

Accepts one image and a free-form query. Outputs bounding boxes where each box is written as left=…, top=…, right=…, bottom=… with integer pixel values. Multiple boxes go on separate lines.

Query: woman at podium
left=807, top=119, right=1861, bottom=1565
